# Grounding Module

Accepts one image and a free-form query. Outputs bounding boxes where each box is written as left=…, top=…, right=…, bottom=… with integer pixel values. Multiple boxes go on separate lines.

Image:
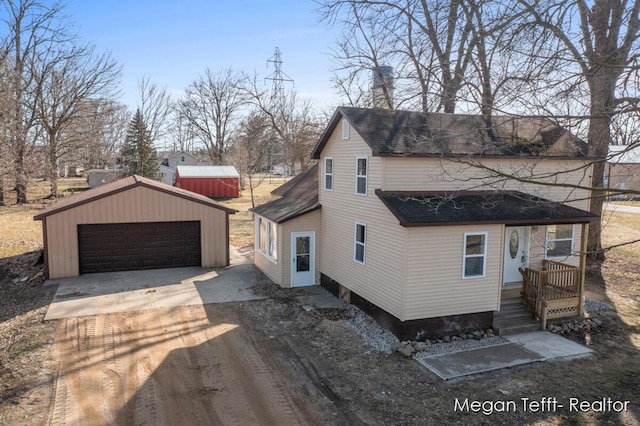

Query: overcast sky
left=65, top=0, right=341, bottom=111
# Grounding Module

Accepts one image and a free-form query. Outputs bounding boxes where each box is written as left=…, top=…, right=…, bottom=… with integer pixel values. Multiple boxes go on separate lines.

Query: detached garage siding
left=42, top=185, right=229, bottom=279
left=176, top=177, right=239, bottom=198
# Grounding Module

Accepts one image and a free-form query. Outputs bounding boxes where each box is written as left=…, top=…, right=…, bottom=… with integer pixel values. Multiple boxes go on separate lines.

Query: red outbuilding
left=175, top=165, right=240, bottom=198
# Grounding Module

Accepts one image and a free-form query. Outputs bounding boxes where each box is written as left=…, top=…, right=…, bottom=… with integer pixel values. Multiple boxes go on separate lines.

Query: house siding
left=606, top=163, right=640, bottom=196
left=404, top=225, right=503, bottom=321
left=44, top=186, right=229, bottom=279
left=382, top=157, right=592, bottom=210
left=319, top=118, right=406, bottom=319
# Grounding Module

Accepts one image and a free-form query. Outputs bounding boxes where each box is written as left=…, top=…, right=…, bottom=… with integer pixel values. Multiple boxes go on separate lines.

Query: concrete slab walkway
left=44, top=247, right=266, bottom=320
left=416, top=331, right=593, bottom=380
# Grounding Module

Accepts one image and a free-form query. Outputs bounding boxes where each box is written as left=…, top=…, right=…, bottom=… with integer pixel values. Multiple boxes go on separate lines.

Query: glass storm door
left=291, top=232, right=315, bottom=287
left=503, top=226, right=528, bottom=284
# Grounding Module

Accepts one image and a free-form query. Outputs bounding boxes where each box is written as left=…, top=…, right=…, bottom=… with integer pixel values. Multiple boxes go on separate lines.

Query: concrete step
left=494, top=298, right=541, bottom=335
left=493, top=318, right=541, bottom=335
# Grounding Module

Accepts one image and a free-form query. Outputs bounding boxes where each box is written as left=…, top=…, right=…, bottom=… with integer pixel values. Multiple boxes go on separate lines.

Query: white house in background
left=606, top=144, right=640, bottom=199
left=158, top=151, right=212, bottom=185
left=251, top=107, right=598, bottom=339
left=159, top=165, right=175, bottom=185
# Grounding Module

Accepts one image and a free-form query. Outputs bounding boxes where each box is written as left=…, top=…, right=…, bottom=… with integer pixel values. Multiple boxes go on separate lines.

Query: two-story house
left=251, top=107, right=597, bottom=339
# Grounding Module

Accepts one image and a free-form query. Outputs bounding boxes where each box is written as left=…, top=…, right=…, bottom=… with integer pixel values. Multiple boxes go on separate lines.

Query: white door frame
left=291, top=232, right=315, bottom=287
left=503, top=226, right=529, bottom=284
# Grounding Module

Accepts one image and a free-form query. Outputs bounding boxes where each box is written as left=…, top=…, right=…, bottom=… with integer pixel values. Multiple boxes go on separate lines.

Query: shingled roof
left=375, top=190, right=597, bottom=227
left=311, top=107, right=590, bottom=159
left=250, top=164, right=320, bottom=223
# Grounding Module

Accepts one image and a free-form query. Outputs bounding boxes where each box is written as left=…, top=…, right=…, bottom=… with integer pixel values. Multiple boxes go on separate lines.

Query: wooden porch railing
left=519, top=260, right=582, bottom=329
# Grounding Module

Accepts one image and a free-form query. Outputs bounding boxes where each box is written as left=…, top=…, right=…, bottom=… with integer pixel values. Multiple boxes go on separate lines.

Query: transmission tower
left=265, top=47, right=294, bottom=110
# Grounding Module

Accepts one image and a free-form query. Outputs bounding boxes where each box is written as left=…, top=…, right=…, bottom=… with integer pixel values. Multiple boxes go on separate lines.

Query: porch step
left=493, top=299, right=541, bottom=336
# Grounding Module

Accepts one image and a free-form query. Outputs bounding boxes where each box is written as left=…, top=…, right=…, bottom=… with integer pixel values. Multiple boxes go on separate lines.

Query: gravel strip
left=583, top=297, right=615, bottom=313
left=343, top=306, right=398, bottom=354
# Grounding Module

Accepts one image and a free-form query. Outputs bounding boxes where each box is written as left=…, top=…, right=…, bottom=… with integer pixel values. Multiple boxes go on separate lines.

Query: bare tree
left=178, top=67, right=247, bottom=165
left=69, top=99, right=129, bottom=170
left=514, top=0, right=640, bottom=260
left=320, top=0, right=483, bottom=113
left=137, top=75, right=172, bottom=148
left=244, top=74, right=322, bottom=173
left=0, top=0, right=70, bottom=204
left=0, top=55, right=12, bottom=205
left=229, top=112, right=271, bottom=207
left=167, top=108, right=197, bottom=152
left=35, top=45, right=121, bottom=197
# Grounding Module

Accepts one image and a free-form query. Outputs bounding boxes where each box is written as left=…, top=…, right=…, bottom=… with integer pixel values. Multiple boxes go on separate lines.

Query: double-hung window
left=545, top=224, right=573, bottom=258
left=257, top=217, right=278, bottom=262
left=356, top=157, right=367, bottom=195
left=354, top=222, right=366, bottom=264
left=463, top=232, right=487, bottom=278
left=324, top=157, right=333, bottom=190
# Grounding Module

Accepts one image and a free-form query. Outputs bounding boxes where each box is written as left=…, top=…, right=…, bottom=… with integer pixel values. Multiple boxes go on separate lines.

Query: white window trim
left=257, top=216, right=278, bottom=264
left=342, top=120, right=350, bottom=139
left=355, top=156, right=368, bottom=196
left=462, top=232, right=487, bottom=279
left=354, top=222, right=366, bottom=265
left=544, top=224, right=574, bottom=259
left=324, top=157, right=333, bottom=191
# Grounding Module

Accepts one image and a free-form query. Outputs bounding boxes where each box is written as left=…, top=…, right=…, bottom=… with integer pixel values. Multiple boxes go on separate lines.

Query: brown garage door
left=78, top=221, right=201, bottom=274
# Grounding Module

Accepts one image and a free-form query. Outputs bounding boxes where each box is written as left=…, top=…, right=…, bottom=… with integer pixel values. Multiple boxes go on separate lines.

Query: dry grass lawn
left=221, top=177, right=288, bottom=248
left=0, top=206, right=44, bottom=258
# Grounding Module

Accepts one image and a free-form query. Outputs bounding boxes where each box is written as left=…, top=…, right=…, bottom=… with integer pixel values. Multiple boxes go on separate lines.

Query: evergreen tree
left=120, top=109, right=159, bottom=179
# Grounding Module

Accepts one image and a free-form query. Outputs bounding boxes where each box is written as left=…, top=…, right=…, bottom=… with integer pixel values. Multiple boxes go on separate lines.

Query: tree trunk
left=587, top=119, right=609, bottom=262
left=15, top=146, right=28, bottom=204
left=586, top=90, right=613, bottom=262
left=0, top=174, right=4, bottom=206
left=48, top=156, right=58, bottom=198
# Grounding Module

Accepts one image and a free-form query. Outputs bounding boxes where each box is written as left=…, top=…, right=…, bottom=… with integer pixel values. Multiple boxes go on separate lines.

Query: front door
left=291, top=232, right=315, bottom=287
left=503, top=226, right=528, bottom=284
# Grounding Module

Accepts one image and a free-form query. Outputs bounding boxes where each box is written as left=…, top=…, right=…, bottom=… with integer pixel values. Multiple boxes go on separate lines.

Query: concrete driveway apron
left=44, top=247, right=265, bottom=320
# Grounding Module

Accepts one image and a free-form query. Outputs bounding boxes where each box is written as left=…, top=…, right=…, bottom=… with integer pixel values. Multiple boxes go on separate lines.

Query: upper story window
left=356, top=157, right=367, bottom=195
left=545, top=224, right=573, bottom=258
left=181, top=155, right=185, bottom=162
left=463, top=232, right=487, bottom=278
left=324, top=157, right=333, bottom=190
left=354, top=222, right=366, bottom=264
left=342, top=120, right=350, bottom=140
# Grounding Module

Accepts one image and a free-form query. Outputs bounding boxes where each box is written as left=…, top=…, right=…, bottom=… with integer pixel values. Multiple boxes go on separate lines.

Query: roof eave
left=398, top=216, right=597, bottom=227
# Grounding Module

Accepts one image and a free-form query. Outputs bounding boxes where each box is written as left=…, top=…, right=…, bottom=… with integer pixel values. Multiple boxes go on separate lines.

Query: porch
left=519, top=259, right=584, bottom=329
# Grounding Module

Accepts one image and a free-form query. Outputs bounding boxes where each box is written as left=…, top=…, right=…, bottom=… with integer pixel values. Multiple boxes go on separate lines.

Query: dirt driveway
left=49, top=304, right=319, bottom=425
